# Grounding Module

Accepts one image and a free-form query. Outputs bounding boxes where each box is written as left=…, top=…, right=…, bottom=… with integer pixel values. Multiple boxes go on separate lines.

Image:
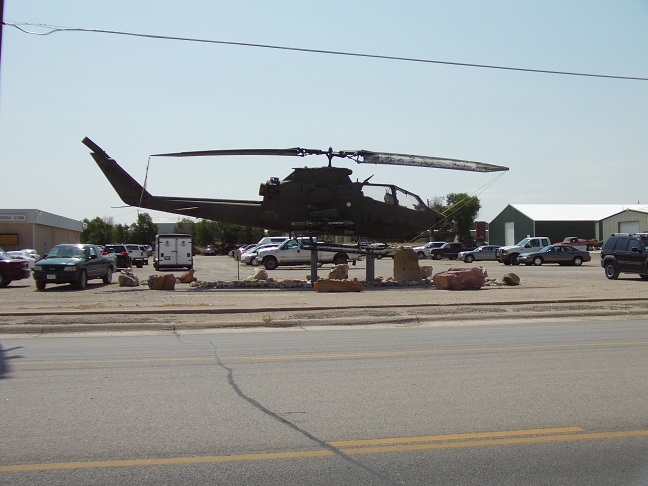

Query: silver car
left=458, top=245, right=501, bottom=263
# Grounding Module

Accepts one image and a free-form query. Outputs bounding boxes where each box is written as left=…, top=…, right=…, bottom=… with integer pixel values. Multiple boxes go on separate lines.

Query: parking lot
left=3, top=252, right=648, bottom=331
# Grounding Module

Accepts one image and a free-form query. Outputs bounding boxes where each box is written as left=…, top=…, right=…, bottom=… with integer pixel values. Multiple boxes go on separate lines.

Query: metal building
left=489, top=204, right=648, bottom=246
left=0, top=209, right=82, bottom=255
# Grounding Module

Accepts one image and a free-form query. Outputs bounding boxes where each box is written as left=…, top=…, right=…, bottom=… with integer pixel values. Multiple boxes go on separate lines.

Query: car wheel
left=639, top=274, right=648, bottom=280
left=533, top=257, right=542, bottom=266
left=573, top=257, right=583, bottom=266
left=102, top=267, right=113, bottom=284
left=510, top=254, right=520, bottom=265
left=433, top=254, right=443, bottom=260
left=136, top=262, right=143, bottom=268
left=0, top=272, right=7, bottom=288
left=604, top=262, right=619, bottom=280
left=76, top=270, right=88, bottom=290
left=263, top=257, right=279, bottom=270
left=417, top=252, right=426, bottom=259
left=464, top=255, right=474, bottom=263
left=35, top=280, right=46, bottom=291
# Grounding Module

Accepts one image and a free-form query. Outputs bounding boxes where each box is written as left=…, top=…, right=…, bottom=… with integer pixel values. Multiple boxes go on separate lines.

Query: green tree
left=80, top=217, right=114, bottom=244
left=445, top=192, right=481, bottom=243
left=129, top=212, right=158, bottom=245
left=111, top=223, right=130, bottom=243
left=173, top=218, right=195, bottom=236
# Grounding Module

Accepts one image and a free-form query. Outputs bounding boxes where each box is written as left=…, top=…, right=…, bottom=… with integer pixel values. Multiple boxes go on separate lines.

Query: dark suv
left=600, top=233, right=648, bottom=280
left=102, top=244, right=132, bottom=269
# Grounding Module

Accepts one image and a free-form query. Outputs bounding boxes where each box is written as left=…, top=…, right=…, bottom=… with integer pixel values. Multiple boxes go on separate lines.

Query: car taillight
left=102, top=251, right=108, bottom=255
left=121, top=251, right=128, bottom=255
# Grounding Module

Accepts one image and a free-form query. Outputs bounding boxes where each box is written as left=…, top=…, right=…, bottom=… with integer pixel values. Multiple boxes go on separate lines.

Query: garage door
left=618, top=221, right=640, bottom=233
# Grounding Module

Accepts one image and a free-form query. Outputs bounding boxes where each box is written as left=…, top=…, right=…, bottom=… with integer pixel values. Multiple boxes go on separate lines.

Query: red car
left=0, top=252, right=31, bottom=287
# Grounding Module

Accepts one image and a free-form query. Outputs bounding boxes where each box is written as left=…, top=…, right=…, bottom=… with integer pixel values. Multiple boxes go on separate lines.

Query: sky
left=1, top=0, right=647, bottom=226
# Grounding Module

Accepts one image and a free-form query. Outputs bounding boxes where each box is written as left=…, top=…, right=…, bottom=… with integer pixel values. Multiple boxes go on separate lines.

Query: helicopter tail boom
left=82, top=137, right=152, bottom=207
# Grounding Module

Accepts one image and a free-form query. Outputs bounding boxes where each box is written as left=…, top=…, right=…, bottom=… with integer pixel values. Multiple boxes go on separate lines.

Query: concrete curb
left=2, top=298, right=648, bottom=334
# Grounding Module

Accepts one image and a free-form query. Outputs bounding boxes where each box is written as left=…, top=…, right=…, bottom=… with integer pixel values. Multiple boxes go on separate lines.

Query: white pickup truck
left=254, top=237, right=361, bottom=270
left=495, top=237, right=551, bottom=265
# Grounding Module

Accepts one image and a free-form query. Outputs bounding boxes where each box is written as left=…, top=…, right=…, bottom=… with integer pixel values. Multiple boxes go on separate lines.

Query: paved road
left=2, top=317, right=647, bottom=485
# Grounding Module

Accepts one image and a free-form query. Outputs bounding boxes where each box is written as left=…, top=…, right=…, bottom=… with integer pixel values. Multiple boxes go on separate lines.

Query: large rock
left=118, top=269, right=139, bottom=287
left=502, top=273, right=521, bottom=286
left=177, top=269, right=197, bottom=283
left=420, top=265, right=433, bottom=279
left=147, top=274, right=176, bottom=290
left=313, top=279, right=363, bottom=292
left=393, top=248, right=422, bottom=282
left=328, top=264, right=349, bottom=280
left=432, top=267, right=485, bottom=290
left=247, top=268, right=269, bottom=281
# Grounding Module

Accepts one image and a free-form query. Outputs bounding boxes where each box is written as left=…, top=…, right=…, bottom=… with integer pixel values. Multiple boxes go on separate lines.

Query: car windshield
left=48, top=245, right=86, bottom=259
left=0, top=252, right=12, bottom=261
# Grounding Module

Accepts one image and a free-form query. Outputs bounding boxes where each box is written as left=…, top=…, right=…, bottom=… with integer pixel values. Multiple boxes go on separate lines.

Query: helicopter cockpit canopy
left=362, top=182, right=429, bottom=212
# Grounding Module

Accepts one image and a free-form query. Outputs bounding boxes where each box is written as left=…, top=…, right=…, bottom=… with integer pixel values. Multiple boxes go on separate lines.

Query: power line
left=4, top=21, right=648, bottom=82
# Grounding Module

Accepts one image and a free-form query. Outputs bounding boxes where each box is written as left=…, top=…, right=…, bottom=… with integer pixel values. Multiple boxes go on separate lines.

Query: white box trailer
left=154, top=234, right=193, bottom=270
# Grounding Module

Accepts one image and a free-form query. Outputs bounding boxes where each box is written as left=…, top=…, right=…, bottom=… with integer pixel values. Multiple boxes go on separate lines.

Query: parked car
left=517, top=244, right=591, bottom=266
left=428, top=242, right=475, bottom=260
left=457, top=245, right=501, bottom=263
left=6, top=250, right=36, bottom=269
left=21, top=248, right=41, bottom=261
left=0, top=252, right=31, bottom=287
left=600, top=233, right=648, bottom=280
left=496, top=237, right=552, bottom=265
left=412, top=241, right=446, bottom=259
left=204, top=244, right=217, bottom=256
left=33, top=244, right=116, bottom=290
left=102, top=244, right=132, bottom=269
left=124, top=244, right=147, bottom=268
left=241, top=244, right=279, bottom=264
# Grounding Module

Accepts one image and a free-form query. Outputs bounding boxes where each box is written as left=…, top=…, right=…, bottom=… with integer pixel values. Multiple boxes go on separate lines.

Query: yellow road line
left=12, top=340, right=648, bottom=366
left=1, top=428, right=647, bottom=473
left=328, top=426, right=584, bottom=447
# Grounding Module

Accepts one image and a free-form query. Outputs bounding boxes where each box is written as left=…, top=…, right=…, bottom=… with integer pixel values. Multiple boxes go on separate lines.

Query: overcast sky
left=1, top=0, right=647, bottom=227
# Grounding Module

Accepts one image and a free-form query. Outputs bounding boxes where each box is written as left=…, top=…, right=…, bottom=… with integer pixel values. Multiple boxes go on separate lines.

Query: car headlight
left=64, top=266, right=78, bottom=271
left=35, top=265, right=42, bottom=271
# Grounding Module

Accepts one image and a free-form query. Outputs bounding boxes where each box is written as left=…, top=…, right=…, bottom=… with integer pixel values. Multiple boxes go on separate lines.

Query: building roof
left=508, top=204, right=648, bottom=222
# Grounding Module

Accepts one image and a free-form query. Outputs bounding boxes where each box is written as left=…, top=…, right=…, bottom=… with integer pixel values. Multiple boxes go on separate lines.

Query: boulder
left=313, top=279, right=363, bottom=292
left=420, top=265, right=433, bottom=279
left=393, top=248, right=422, bottom=282
left=177, top=269, right=197, bottom=283
left=247, top=268, right=269, bottom=281
left=432, top=267, right=485, bottom=290
left=118, top=269, right=139, bottom=287
left=328, top=264, right=349, bottom=280
left=147, top=274, right=176, bottom=290
left=502, top=273, right=521, bottom=286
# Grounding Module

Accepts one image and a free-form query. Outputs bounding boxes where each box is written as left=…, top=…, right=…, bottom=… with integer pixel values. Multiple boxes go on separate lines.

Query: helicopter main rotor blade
left=355, top=151, right=508, bottom=173
left=151, top=148, right=321, bottom=158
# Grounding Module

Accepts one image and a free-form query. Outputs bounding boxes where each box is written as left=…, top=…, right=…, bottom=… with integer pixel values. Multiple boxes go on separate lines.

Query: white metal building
left=0, top=209, right=82, bottom=255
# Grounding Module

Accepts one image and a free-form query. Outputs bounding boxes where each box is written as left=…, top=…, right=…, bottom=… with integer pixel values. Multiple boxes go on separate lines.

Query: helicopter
left=82, top=137, right=508, bottom=242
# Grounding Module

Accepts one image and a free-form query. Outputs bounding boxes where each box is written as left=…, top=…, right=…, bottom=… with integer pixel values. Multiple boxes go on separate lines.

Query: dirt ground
left=3, top=253, right=648, bottom=332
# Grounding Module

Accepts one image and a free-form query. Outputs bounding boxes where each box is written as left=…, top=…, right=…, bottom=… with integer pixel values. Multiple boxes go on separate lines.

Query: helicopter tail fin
left=82, top=137, right=152, bottom=207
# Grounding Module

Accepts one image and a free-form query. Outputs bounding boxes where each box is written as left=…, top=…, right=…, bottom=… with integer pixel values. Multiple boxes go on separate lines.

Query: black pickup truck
left=33, top=244, right=116, bottom=290
left=427, top=242, right=476, bottom=260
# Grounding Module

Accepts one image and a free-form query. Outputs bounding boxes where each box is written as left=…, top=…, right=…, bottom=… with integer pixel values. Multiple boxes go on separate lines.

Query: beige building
left=599, top=208, right=648, bottom=239
left=0, top=209, right=82, bottom=255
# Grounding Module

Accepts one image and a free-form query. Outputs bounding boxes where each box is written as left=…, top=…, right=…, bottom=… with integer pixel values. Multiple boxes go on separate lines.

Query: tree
left=173, top=218, right=195, bottom=236
left=111, top=223, right=130, bottom=243
left=129, top=213, right=158, bottom=245
left=80, top=217, right=114, bottom=244
left=445, top=192, right=481, bottom=243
